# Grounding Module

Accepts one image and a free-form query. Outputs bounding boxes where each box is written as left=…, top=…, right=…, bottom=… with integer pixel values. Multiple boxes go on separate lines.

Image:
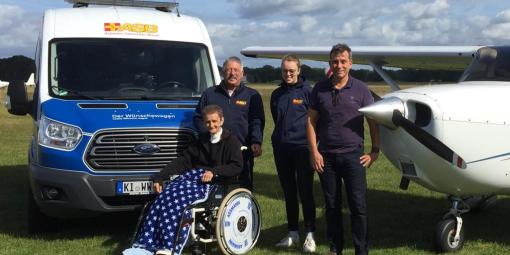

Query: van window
left=49, top=39, right=214, bottom=100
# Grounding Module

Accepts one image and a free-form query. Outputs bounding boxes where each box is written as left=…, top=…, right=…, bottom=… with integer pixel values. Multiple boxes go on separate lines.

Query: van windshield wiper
left=51, top=86, right=101, bottom=100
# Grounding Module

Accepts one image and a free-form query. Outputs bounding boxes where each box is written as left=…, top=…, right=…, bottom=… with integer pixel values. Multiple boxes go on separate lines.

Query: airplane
left=26, top=73, right=35, bottom=86
left=241, top=45, right=510, bottom=253
left=0, top=73, right=35, bottom=88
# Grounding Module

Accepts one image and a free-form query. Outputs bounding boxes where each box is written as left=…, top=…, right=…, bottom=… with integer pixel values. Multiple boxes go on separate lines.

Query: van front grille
left=85, top=128, right=195, bottom=171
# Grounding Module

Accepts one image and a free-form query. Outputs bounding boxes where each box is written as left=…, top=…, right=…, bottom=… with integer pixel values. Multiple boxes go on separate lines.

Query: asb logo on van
left=104, top=22, right=158, bottom=34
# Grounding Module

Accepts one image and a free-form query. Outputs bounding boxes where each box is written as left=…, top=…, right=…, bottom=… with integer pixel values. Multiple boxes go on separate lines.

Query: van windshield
left=49, top=39, right=215, bottom=100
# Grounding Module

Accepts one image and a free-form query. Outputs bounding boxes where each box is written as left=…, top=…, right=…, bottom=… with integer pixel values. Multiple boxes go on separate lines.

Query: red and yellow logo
left=235, top=100, right=247, bottom=106
left=104, top=22, right=158, bottom=33
left=292, top=98, right=303, bottom=105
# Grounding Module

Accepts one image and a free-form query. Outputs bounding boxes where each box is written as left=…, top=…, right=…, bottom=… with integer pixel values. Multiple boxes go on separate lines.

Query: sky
left=2, top=0, right=510, bottom=68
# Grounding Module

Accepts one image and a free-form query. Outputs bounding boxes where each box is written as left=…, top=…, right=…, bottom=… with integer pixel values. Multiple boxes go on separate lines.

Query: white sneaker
left=303, top=236, right=316, bottom=253
left=275, top=233, right=299, bottom=248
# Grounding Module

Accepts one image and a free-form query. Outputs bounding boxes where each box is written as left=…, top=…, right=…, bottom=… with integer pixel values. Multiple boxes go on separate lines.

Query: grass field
left=2, top=85, right=510, bottom=255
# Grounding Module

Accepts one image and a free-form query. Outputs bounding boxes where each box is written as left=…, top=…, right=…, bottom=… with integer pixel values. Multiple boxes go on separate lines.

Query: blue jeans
left=319, top=149, right=368, bottom=255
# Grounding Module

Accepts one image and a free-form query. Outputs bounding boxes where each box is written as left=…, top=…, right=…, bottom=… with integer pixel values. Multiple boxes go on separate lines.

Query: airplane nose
left=359, top=97, right=405, bottom=129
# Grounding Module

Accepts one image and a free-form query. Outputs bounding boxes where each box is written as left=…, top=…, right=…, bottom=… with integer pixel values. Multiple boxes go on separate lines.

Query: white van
left=6, top=0, right=220, bottom=233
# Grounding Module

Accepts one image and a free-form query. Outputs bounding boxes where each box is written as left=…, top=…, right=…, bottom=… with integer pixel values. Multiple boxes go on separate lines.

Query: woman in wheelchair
left=123, top=105, right=243, bottom=255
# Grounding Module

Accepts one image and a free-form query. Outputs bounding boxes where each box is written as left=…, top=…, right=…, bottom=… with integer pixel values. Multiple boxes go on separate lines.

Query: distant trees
left=244, top=64, right=327, bottom=83
left=244, top=65, right=463, bottom=84
left=0, top=55, right=35, bottom=81
left=1, top=56, right=463, bottom=85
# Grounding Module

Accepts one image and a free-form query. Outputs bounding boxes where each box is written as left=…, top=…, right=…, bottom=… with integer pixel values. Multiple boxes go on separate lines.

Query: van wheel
left=28, top=188, right=59, bottom=234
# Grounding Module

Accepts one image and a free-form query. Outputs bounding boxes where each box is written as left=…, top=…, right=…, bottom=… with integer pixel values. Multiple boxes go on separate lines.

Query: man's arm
left=193, top=93, right=208, bottom=133
left=249, top=92, right=265, bottom=157
left=307, top=109, right=324, bottom=172
left=360, top=118, right=380, bottom=168
left=269, top=89, right=278, bottom=124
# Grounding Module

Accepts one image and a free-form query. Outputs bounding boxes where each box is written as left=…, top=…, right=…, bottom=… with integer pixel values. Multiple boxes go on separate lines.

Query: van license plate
left=116, top=181, right=153, bottom=195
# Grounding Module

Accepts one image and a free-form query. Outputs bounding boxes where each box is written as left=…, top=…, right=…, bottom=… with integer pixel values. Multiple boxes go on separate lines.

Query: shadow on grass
left=3, top=166, right=510, bottom=254
left=253, top=171, right=510, bottom=253
left=0, top=165, right=141, bottom=253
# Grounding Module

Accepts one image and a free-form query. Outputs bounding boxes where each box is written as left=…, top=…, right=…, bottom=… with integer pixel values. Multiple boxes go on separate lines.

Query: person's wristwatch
left=371, top=147, right=380, bottom=154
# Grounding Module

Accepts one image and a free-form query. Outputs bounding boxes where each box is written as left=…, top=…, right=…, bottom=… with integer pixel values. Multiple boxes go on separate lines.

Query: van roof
left=64, top=0, right=178, bottom=12
left=45, top=6, right=209, bottom=44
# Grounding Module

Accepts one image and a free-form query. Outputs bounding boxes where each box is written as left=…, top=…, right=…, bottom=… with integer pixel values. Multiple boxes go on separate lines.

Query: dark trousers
left=274, top=145, right=316, bottom=232
left=240, top=149, right=254, bottom=191
left=319, top=149, right=368, bottom=255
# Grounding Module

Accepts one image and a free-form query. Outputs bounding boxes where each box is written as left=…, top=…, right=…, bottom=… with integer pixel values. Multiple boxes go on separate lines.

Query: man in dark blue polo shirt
left=194, top=56, right=265, bottom=190
left=307, top=44, right=380, bottom=255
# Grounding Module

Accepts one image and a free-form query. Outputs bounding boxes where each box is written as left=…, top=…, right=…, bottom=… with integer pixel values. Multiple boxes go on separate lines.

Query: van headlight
left=38, top=116, right=82, bottom=150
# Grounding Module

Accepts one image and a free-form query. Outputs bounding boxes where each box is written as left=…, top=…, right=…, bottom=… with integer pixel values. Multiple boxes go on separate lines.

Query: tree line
left=1, top=55, right=463, bottom=84
left=0, top=55, right=35, bottom=82
left=243, top=64, right=464, bottom=84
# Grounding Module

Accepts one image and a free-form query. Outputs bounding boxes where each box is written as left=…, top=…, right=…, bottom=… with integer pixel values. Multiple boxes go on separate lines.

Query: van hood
left=41, top=99, right=198, bottom=133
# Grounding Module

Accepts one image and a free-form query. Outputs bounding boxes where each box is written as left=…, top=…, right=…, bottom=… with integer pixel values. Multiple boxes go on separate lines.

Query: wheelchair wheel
left=215, top=188, right=261, bottom=255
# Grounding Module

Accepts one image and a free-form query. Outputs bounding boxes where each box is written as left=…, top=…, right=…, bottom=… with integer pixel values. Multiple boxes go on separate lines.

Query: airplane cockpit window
left=48, top=39, right=214, bottom=100
left=460, top=47, right=510, bottom=82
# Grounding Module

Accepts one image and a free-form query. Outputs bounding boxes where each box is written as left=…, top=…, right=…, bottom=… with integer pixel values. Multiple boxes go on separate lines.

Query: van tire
left=28, top=188, right=59, bottom=234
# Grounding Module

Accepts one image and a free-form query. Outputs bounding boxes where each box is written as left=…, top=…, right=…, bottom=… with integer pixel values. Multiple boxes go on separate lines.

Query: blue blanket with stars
left=133, top=168, right=213, bottom=254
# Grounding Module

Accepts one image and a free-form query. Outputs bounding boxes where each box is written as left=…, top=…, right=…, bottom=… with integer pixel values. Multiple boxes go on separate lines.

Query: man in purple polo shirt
left=307, top=43, right=380, bottom=255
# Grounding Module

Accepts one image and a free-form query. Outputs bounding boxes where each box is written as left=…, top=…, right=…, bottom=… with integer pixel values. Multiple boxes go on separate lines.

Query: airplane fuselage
left=381, top=81, right=510, bottom=196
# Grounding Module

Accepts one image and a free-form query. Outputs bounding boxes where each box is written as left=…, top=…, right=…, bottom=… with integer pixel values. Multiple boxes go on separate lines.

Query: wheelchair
left=131, top=180, right=262, bottom=255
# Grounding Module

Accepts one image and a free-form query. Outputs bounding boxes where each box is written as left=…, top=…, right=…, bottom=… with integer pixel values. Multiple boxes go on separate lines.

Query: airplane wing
left=241, top=46, right=483, bottom=70
left=26, top=73, right=35, bottom=86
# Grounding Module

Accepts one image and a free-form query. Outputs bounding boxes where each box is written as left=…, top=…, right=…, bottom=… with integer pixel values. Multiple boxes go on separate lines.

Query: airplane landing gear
left=435, top=216, right=464, bottom=253
left=434, top=195, right=497, bottom=253
left=434, top=197, right=469, bottom=253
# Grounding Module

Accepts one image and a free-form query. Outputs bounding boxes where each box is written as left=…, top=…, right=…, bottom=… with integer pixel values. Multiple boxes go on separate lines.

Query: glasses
left=332, top=89, right=340, bottom=106
left=282, top=69, right=298, bottom=75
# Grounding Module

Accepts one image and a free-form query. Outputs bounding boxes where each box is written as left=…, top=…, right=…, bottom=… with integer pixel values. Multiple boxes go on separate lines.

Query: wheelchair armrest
left=212, top=175, right=241, bottom=186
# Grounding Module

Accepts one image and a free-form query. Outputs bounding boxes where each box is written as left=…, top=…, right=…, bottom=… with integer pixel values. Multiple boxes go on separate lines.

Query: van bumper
left=28, top=162, right=156, bottom=218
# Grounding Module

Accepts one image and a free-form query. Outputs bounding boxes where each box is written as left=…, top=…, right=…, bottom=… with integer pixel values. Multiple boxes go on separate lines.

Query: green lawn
left=1, top=85, right=510, bottom=255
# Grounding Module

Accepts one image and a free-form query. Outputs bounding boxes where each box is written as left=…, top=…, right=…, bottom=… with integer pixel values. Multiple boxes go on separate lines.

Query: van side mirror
left=5, top=80, right=30, bottom=115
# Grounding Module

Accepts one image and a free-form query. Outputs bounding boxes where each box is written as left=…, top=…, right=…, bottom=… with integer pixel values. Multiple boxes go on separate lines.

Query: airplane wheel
left=434, top=218, right=464, bottom=253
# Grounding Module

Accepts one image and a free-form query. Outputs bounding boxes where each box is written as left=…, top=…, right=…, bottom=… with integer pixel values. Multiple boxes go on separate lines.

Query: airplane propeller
left=360, top=98, right=467, bottom=169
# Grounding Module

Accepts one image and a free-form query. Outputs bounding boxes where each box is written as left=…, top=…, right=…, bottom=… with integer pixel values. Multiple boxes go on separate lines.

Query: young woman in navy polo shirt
left=271, top=55, right=316, bottom=253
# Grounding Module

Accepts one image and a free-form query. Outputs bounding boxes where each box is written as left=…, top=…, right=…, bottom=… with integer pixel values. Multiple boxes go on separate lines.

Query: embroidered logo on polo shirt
left=235, top=100, right=247, bottom=106
left=292, top=98, right=303, bottom=105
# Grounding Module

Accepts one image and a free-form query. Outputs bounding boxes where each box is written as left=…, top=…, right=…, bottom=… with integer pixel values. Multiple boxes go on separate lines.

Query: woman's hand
left=153, top=180, right=163, bottom=194
left=311, top=150, right=324, bottom=173
left=201, top=170, right=214, bottom=183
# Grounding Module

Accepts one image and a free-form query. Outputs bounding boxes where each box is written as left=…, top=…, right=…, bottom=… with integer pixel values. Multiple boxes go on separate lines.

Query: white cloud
left=4, top=0, right=510, bottom=66
left=206, top=23, right=243, bottom=39
left=492, top=9, right=510, bottom=23
left=0, top=5, right=23, bottom=27
left=299, top=15, right=317, bottom=32
left=482, top=9, right=510, bottom=41
left=0, top=4, right=40, bottom=57
left=228, top=0, right=342, bottom=18
left=400, top=0, right=449, bottom=19
left=262, top=21, right=289, bottom=30
left=0, top=5, right=38, bottom=47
